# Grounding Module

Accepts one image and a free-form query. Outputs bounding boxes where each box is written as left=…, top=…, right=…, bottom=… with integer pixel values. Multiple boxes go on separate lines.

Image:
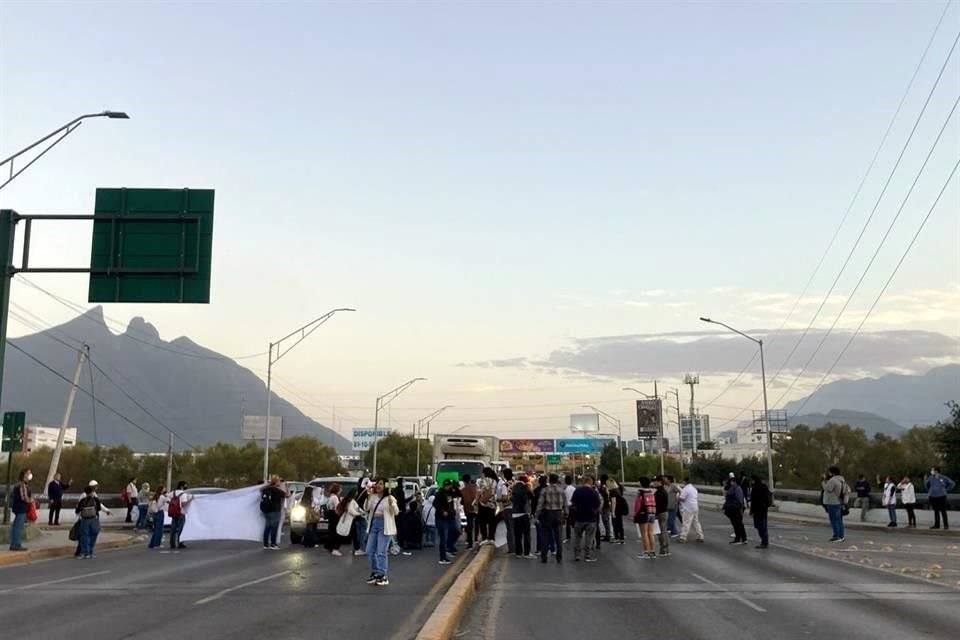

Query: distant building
left=680, top=414, right=711, bottom=451
left=22, top=424, right=78, bottom=453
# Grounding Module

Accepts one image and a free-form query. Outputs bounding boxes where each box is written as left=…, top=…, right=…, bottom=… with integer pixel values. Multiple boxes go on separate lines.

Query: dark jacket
left=750, top=482, right=772, bottom=515
left=571, top=486, right=601, bottom=524
left=723, top=484, right=745, bottom=511
left=433, top=488, right=461, bottom=521
left=854, top=479, right=871, bottom=498
left=654, top=487, right=668, bottom=515
left=48, top=480, right=69, bottom=503
left=511, top=482, right=533, bottom=515
left=11, top=482, right=31, bottom=514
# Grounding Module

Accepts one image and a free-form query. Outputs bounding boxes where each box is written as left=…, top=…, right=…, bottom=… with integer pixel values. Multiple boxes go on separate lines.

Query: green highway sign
left=1, top=411, right=25, bottom=453
left=546, top=454, right=562, bottom=464
left=88, top=187, right=215, bottom=303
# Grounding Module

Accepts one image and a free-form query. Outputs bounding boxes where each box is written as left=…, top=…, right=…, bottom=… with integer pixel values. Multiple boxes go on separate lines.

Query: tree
left=273, top=436, right=343, bottom=480
left=935, top=401, right=960, bottom=478
left=361, top=433, right=432, bottom=478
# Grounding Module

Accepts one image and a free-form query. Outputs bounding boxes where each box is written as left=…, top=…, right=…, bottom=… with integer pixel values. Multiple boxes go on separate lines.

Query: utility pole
left=683, top=374, right=700, bottom=453
left=165, top=433, right=174, bottom=491
left=44, top=344, right=89, bottom=491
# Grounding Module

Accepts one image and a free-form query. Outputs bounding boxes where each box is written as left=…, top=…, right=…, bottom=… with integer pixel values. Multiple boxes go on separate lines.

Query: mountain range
left=0, top=307, right=350, bottom=453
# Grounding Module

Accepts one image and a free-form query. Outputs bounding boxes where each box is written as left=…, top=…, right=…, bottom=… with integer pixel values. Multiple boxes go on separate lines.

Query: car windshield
left=435, top=461, right=484, bottom=486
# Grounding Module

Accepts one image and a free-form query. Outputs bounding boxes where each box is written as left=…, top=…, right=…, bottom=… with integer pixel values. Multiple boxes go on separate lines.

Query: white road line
left=194, top=570, right=291, bottom=606
left=690, top=573, right=767, bottom=613
left=0, top=570, right=112, bottom=594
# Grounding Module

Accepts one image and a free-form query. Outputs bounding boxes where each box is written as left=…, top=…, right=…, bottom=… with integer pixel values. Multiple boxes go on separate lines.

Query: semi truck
left=432, top=434, right=498, bottom=486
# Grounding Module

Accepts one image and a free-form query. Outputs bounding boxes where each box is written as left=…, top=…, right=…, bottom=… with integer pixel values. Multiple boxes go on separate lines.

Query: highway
left=459, top=509, right=960, bottom=640
left=0, top=538, right=472, bottom=640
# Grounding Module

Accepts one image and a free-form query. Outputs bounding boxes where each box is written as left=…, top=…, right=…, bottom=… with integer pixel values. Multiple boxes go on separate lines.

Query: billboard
left=499, top=439, right=556, bottom=454
left=569, top=413, right=600, bottom=433
left=242, top=416, right=282, bottom=441
left=636, top=399, right=662, bottom=440
left=352, top=427, right=391, bottom=451
left=555, top=438, right=614, bottom=453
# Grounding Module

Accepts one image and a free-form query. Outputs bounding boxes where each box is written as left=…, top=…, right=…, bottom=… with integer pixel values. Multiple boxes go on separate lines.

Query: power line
left=790, top=156, right=960, bottom=417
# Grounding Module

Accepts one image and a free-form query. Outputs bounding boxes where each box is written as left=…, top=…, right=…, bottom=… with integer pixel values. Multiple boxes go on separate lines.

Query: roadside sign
left=636, top=399, right=662, bottom=439
left=88, top=187, right=215, bottom=303
left=569, top=413, right=600, bottom=433
left=1, top=411, right=25, bottom=453
left=499, top=439, right=555, bottom=454
left=555, top=438, right=613, bottom=453
left=546, top=454, right=562, bottom=464
left=242, top=416, right=283, bottom=441
left=352, top=427, right=391, bottom=451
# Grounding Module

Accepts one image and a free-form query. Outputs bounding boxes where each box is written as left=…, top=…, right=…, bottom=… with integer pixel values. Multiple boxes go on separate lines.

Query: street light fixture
left=415, top=405, right=453, bottom=478
left=262, top=308, right=356, bottom=482
left=1, top=110, right=131, bottom=190
left=372, top=377, right=427, bottom=477
left=582, top=404, right=625, bottom=484
left=700, top=316, right=774, bottom=492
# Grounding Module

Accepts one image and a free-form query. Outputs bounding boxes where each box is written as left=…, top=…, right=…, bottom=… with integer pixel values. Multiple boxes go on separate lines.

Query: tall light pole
left=1, top=110, right=130, bottom=190
left=415, top=405, right=453, bottom=478
left=372, top=377, right=426, bottom=477
left=582, top=405, right=625, bottom=484
left=700, top=316, right=773, bottom=491
left=621, top=387, right=665, bottom=475
left=263, top=308, right=356, bottom=482
left=664, top=388, right=684, bottom=478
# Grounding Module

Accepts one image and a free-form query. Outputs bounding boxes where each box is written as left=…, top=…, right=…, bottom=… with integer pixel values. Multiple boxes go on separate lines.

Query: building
left=22, top=424, right=78, bottom=453
left=679, top=414, right=710, bottom=451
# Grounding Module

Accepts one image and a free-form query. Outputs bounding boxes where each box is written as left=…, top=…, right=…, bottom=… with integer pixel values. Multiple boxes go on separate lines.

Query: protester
left=532, top=475, right=553, bottom=555
left=147, top=485, right=166, bottom=549
left=136, top=482, right=151, bottom=530
left=677, top=478, right=704, bottom=543
left=664, top=475, right=681, bottom=536
left=399, top=500, right=424, bottom=555
left=8, top=468, right=33, bottom=551
left=477, top=468, right=498, bottom=545
left=300, top=486, right=321, bottom=548
left=74, top=480, right=111, bottom=559
left=124, top=477, right=139, bottom=523
left=882, top=476, right=898, bottom=527
left=750, top=475, right=771, bottom=549
left=435, top=479, right=460, bottom=564
left=165, top=481, right=193, bottom=550
left=563, top=474, right=576, bottom=543
left=46, top=473, right=70, bottom=527
left=460, top=474, right=478, bottom=549
left=610, top=482, right=628, bottom=544
left=821, top=466, right=848, bottom=542
left=854, top=474, right=871, bottom=521
left=926, top=467, right=955, bottom=530
left=324, top=482, right=345, bottom=556
left=654, top=477, right=670, bottom=557
left=422, top=491, right=437, bottom=547
left=723, top=477, right=748, bottom=545
left=393, top=476, right=409, bottom=513
left=598, top=475, right=613, bottom=542
left=570, top=475, right=601, bottom=562
left=257, top=475, right=288, bottom=550
left=336, top=488, right=365, bottom=555
left=633, top=478, right=657, bottom=559
left=511, top=474, right=534, bottom=559
left=535, top=473, right=566, bottom=563
left=896, top=475, right=917, bottom=528
left=496, top=468, right=516, bottom=554
left=353, top=484, right=369, bottom=554
left=365, top=478, right=400, bottom=586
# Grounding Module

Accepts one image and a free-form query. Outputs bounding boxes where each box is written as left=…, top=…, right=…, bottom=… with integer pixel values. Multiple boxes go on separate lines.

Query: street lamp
left=263, top=308, right=356, bottom=482
left=700, top=316, right=774, bottom=492
left=451, top=424, right=472, bottom=434
left=664, top=388, right=684, bottom=478
left=621, top=387, right=666, bottom=475
left=1, top=110, right=130, bottom=190
left=372, top=377, right=427, bottom=477
left=415, top=405, right=453, bottom=478
left=582, top=404, right=625, bottom=484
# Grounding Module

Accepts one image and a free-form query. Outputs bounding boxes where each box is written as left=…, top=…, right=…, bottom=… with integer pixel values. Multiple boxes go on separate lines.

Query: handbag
left=69, top=520, right=81, bottom=542
left=26, top=499, right=38, bottom=523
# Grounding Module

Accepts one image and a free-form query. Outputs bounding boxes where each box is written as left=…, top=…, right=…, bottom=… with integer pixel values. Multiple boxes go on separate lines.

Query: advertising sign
left=636, top=399, right=662, bottom=440
left=569, top=413, right=600, bottom=433
left=352, top=427, right=391, bottom=451
left=499, top=439, right=556, bottom=454
left=242, top=416, right=283, bottom=441
left=555, top=438, right=614, bottom=453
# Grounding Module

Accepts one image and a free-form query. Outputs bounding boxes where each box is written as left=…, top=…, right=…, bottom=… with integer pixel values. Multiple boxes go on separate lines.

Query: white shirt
left=126, top=483, right=138, bottom=501
left=679, top=484, right=699, bottom=513
left=564, top=484, right=575, bottom=506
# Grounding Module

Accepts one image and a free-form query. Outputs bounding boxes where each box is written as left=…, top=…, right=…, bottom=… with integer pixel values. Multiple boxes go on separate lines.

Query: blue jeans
left=9, top=512, right=26, bottom=549
left=354, top=516, right=368, bottom=551
left=753, top=512, right=769, bottom=546
left=148, top=511, right=165, bottom=548
left=79, top=518, right=101, bottom=557
left=826, top=504, right=844, bottom=539
left=887, top=505, right=897, bottom=525
left=169, top=515, right=186, bottom=548
left=136, top=504, right=149, bottom=530
left=366, top=518, right=391, bottom=576
left=667, top=509, right=678, bottom=535
left=424, top=525, right=437, bottom=547
left=437, top=518, right=456, bottom=560
left=263, top=511, right=282, bottom=546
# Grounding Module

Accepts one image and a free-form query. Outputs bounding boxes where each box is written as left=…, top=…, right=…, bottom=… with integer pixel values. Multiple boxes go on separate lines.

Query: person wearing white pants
left=677, top=479, right=705, bottom=543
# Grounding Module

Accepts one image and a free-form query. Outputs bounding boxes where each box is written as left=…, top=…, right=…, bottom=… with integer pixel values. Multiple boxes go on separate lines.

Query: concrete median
left=416, top=544, right=494, bottom=640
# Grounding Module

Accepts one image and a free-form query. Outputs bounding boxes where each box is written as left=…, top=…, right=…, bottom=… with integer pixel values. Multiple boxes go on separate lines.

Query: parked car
left=288, top=476, right=361, bottom=545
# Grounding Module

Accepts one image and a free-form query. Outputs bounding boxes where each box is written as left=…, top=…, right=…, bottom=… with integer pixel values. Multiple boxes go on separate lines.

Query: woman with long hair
left=325, top=483, right=344, bottom=556
left=477, top=467, right=498, bottom=545
left=147, top=485, right=166, bottom=549
left=301, top=486, right=321, bottom=548
left=897, top=475, right=917, bottom=528
left=335, top=488, right=366, bottom=555
left=633, top=477, right=657, bottom=559
left=364, top=478, right=400, bottom=586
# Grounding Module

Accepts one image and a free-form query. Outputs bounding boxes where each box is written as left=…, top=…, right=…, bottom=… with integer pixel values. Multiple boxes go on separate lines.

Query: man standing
left=166, top=481, right=193, bottom=550
left=259, top=475, right=288, bottom=550
left=654, top=477, right=670, bottom=556
left=536, top=473, right=567, bottom=563
left=750, top=475, right=772, bottom=549
left=598, top=475, right=613, bottom=542
left=677, top=478, right=704, bottom=543
left=571, top=475, right=601, bottom=562
left=435, top=480, right=460, bottom=564
left=47, top=473, right=70, bottom=526
left=511, top=475, right=534, bottom=559
left=563, top=474, right=576, bottom=543
left=496, top=469, right=516, bottom=554
left=460, top=475, right=478, bottom=549
left=926, top=467, right=956, bottom=530
left=664, top=476, right=681, bottom=536
left=854, top=474, right=871, bottom=522
left=821, top=466, right=848, bottom=542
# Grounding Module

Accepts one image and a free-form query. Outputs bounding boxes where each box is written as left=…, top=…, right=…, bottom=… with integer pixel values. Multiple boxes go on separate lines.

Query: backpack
left=79, top=497, right=98, bottom=520
left=120, top=486, right=130, bottom=504
left=259, top=487, right=281, bottom=513
left=168, top=492, right=183, bottom=518
left=615, top=493, right=629, bottom=517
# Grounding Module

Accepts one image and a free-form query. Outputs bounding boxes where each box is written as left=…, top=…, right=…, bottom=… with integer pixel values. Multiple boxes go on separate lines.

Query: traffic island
left=417, top=544, right=495, bottom=640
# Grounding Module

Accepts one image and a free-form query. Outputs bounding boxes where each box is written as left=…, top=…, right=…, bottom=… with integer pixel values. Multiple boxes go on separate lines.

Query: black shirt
left=260, top=486, right=286, bottom=513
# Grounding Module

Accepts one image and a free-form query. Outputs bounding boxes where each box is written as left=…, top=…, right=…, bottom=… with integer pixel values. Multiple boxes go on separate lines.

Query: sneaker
left=354, top=550, right=367, bottom=556
left=695, top=539, right=705, bottom=543
left=636, top=554, right=649, bottom=560
left=375, top=576, right=390, bottom=586
left=585, top=558, right=598, bottom=563
left=729, top=533, right=736, bottom=538
left=887, top=523, right=897, bottom=527
left=178, top=544, right=188, bottom=549
left=524, top=554, right=535, bottom=559
left=264, top=546, right=271, bottom=550
left=439, top=559, right=451, bottom=565
left=366, top=574, right=380, bottom=584
left=331, top=550, right=343, bottom=557
left=739, top=540, right=749, bottom=545
left=828, top=537, right=839, bottom=542
left=756, top=544, right=769, bottom=549
left=401, top=551, right=412, bottom=556
left=659, top=552, right=671, bottom=557
left=269, top=545, right=280, bottom=551
left=83, top=555, right=92, bottom=559
left=676, top=538, right=687, bottom=543
left=836, top=537, right=845, bottom=543
left=930, top=526, right=941, bottom=530
left=729, top=539, right=740, bottom=544
left=562, top=539, right=570, bottom=544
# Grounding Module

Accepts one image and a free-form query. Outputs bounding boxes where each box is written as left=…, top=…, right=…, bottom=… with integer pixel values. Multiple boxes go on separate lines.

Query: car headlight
left=291, top=505, right=306, bottom=522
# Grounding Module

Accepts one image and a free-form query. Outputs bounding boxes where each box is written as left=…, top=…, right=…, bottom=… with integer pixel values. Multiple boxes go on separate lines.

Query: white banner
left=180, top=485, right=280, bottom=543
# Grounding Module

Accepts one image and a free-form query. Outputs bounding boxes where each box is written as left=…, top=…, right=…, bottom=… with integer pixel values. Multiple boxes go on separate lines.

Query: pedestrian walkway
left=0, top=527, right=141, bottom=566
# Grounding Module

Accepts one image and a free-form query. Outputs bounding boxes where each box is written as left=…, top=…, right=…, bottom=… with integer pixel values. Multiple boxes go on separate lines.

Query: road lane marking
left=193, top=570, right=291, bottom=605
left=0, top=570, right=111, bottom=594
left=691, top=572, right=766, bottom=613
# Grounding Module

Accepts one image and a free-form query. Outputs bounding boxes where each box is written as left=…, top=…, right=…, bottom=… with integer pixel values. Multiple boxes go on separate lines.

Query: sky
left=1, top=1, right=958, bottom=444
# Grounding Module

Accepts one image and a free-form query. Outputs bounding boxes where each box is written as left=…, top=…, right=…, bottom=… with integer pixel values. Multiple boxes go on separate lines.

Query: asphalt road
left=0, top=537, right=472, bottom=640
left=460, top=508, right=960, bottom=640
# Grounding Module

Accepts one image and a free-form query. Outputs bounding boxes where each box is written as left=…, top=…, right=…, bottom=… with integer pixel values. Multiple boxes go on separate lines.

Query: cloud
left=464, top=329, right=959, bottom=381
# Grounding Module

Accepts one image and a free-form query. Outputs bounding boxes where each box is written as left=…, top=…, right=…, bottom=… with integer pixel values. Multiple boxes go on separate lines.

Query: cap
left=88, top=480, right=99, bottom=487
left=728, top=472, right=735, bottom=478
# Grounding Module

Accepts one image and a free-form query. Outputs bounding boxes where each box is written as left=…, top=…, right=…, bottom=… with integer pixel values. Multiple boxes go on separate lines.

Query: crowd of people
left=849, top=466, right=955, bottom=530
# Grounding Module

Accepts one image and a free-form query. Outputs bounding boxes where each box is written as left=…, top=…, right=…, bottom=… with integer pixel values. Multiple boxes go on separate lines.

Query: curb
left=416, top=544, right=494, bottom=640
left=0, top=534, right=144, bottom=567
left=767, top=511, right=960, bottom=537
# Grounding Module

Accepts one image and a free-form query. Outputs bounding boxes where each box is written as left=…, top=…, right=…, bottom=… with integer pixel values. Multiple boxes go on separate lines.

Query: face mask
left=25, top=473, right=33, bottom=481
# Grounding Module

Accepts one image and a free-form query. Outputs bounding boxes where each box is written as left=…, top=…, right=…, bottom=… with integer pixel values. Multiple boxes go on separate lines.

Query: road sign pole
left=0, top=210, right=16, bottom=526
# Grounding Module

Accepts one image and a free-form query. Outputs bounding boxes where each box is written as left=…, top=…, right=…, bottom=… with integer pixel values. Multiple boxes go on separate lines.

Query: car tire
left=290, top=531, right=303, bottom=545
